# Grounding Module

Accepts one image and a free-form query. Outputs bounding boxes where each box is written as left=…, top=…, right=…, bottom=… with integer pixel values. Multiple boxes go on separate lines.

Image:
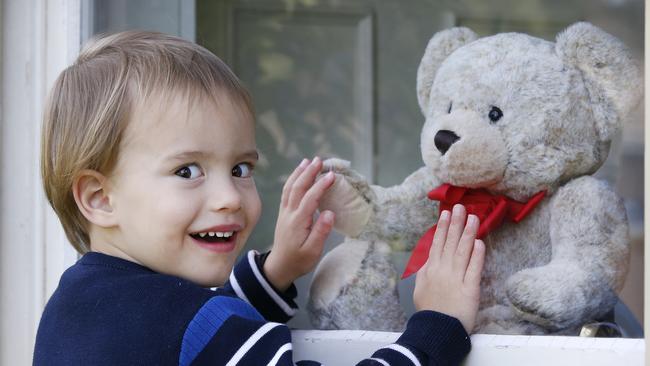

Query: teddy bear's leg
left=506, top=179, right=630, bottom=333
left=476, top=305, right=546, bottom=335
left=308, top=238, right=406, bottom=331
left=505, top=262, right=621, bottom=333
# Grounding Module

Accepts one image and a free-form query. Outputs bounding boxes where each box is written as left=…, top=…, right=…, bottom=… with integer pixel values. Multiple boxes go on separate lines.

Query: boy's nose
left=209, top=179, right=242, bottom=212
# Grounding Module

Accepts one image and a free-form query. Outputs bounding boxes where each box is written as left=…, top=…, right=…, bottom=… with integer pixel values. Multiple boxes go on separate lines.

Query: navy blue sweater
left=33, top=250, right=471, bottom=365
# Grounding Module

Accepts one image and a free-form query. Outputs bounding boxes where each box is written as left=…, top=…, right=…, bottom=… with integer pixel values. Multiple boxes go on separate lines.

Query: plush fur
left=307, top=22, right=641, bottom=335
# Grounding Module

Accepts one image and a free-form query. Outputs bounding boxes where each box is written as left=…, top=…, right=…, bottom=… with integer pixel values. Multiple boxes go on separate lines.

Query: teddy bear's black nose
left=434, top=130, right=460, bottom=155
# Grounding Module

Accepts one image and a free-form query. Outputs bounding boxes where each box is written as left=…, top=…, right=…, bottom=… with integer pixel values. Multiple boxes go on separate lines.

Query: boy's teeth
left=196, top=231, right=235, bottom=238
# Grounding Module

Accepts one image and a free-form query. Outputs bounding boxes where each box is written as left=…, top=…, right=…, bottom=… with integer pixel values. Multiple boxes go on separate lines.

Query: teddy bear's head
left=417, top=23, right=642, bottom=201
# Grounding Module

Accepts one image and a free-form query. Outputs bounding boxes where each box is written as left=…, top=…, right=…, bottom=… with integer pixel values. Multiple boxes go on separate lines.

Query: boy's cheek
left=247, top=192, right=262, bottom=227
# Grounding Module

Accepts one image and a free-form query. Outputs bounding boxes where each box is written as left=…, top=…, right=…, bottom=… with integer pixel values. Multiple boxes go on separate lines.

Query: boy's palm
left=413, top=205, right=485, bottom=334
left=264, top=158, right=335, bottom=291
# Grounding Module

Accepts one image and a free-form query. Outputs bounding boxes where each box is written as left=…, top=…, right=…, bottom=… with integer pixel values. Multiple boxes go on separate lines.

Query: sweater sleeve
left=355, top=311, right=472, bottom=366
left=221, top=250, right=299, bottom=323
left=182, top=286, right=468, bottom=365
left=179, top=295, right=298, bottom=366
left=211, top=251, right=470, bottom=365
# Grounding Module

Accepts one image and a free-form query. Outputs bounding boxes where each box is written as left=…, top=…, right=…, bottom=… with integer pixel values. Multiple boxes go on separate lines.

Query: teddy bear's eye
left=488, top=106, right=503, bottom=123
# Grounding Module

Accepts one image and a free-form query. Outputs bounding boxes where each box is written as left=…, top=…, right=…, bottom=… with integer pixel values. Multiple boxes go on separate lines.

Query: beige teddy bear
left=308, top=22, right=642, bottom=335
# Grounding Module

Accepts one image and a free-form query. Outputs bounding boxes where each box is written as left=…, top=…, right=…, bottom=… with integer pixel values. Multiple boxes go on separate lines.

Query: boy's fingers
left=464, top=239, right=486, bottom=285
left=297, top=171, right=335, bottom=216
left=282, top=158, right=309, bottom=207
left=429, top=210, right=451, bottom=263
left=442, top=204, right=466, bottom=260
left=453, top=214, right=479, bottom=276
left=302, top=210, right=334, bottom=254
left=415, top=266, right=423, bottom=284
left=288, top=157, right=322, bottom=209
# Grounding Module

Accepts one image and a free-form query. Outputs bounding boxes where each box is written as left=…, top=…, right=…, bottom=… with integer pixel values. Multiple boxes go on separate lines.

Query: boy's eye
left=175, top=164, right=202, bottom=179
left=232, top=163, right=254, bottom=178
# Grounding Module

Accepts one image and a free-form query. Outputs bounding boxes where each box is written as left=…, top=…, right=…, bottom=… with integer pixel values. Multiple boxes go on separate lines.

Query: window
left=82, top=0, right=644, bottom=334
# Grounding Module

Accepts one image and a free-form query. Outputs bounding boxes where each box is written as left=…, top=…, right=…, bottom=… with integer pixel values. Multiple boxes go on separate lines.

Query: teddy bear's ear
left=417, top=27, right=477, bottom=116
left=555, top=22, right=642, bottom=141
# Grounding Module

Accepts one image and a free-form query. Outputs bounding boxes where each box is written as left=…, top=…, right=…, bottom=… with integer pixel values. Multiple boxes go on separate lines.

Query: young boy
left=34, top=31, right=485, bottom=366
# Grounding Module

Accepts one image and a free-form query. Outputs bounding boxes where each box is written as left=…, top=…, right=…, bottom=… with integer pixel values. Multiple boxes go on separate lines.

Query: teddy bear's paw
left=321, top=158, right=352, bottom=172
left=319, top=159, right=375, bottom=237
left=308, top=240, right=406, bottom=331
left=505, top=267, right=587, bottom=330
left=476, top=305, right=517, bottom=328
left=477, top=322, right=532, bottom=335
left=308, top=285, right=406, bottom=332
left=321, top=158, right=372, bottom=190
left=476, top=306, right=548, bottom=334
left=478, top=321, right=547, bottom=335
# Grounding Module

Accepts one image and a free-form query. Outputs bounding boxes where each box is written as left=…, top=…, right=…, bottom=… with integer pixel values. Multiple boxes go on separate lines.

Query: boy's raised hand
left=414, top=204, right=486, bottom=334
left=264, top=157, right=336, bottom=292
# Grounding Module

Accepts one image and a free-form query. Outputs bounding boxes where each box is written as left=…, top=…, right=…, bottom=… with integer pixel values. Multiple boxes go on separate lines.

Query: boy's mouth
left=190, top=231, right=237, bottom=244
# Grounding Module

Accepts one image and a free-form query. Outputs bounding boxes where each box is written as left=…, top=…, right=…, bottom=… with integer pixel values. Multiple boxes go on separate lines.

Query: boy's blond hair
left=41, top=31, right=253, bottom=254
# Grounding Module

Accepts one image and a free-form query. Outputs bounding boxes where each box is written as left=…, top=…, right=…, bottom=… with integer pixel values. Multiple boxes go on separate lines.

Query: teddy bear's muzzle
left=434, top=130, right=460, bottom=155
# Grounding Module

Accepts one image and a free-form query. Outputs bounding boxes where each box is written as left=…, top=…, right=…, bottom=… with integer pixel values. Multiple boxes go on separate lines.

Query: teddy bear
left=307, top=22, right=642, bottom=335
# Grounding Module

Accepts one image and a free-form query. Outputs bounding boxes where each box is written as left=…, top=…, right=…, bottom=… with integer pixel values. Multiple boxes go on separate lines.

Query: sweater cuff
left=397, top=310, right=471, bottom=366
left=228, top=250, right=298, bottom=323
left=254, top=251, right=298, bottom=301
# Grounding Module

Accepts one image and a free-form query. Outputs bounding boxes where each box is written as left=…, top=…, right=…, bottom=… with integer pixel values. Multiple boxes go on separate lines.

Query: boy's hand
left=413, top=204, right=485, bottom=334
left=264, top=157, right=336, bottom=292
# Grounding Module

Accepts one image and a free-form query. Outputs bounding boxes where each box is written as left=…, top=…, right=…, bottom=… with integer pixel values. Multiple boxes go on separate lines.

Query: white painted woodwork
left=1, top=1, right=80, bottom=364
left=291, top=330, right=645, bottom=365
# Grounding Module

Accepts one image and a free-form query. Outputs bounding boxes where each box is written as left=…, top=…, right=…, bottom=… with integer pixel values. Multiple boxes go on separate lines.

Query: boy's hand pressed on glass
left=264, top=157, right=336, bottom=291
left=414, top=204, right=485, bottom=334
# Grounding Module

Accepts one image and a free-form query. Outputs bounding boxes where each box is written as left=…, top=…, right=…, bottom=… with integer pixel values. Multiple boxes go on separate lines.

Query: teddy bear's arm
left=365, top=167, right=441, bottom=251
left=506, top=176, right=630, bottom=332
left=319, top=158, right=441, bottom=251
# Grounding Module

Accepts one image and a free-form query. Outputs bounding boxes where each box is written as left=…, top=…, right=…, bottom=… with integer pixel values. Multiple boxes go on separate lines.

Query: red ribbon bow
left=401, top=184, right=546, bottom=279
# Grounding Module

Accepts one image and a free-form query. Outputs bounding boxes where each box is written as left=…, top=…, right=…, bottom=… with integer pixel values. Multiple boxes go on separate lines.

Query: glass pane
left=86, top=0, right=644, bottom=334
left=197, top=0, right=644, bottom=332
left=233, top=9, right=373, bottom=251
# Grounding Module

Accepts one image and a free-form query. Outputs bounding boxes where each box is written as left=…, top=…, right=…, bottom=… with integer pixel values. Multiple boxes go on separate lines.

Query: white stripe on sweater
left=384, top=344, right=421, bottom=366
left=225, top=322, right=282, bottom=366
left=247, top=251, right=297, bottom=316
left=229, top=271, right=251, bottom=305
left=369, top=358, right=390, bottom=366
left=267, top=342, right=292, bottom=366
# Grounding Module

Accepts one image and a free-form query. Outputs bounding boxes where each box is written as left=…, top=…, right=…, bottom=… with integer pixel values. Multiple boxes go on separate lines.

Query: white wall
left=0, top=0, right=80, bottom=364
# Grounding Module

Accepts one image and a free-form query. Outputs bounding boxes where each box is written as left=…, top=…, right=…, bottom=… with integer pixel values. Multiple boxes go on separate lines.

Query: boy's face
left=103, top=92, right=261, bottom=287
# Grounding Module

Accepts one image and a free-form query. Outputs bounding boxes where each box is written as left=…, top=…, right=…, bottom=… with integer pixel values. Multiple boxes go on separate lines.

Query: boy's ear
left=72, top=170, right=117, bottom=228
